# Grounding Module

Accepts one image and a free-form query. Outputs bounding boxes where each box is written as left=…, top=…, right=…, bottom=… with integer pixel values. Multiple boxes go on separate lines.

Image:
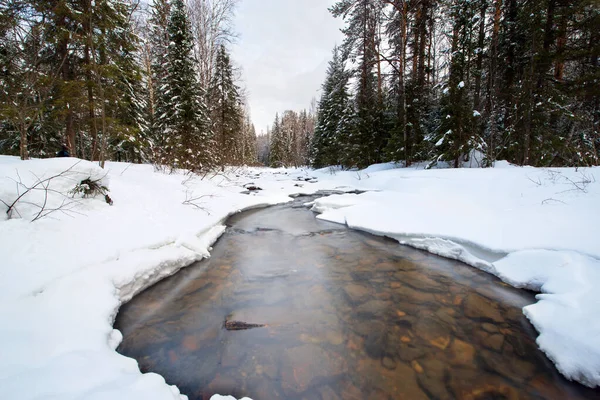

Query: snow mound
left=0, top=158, right=109, bottom=221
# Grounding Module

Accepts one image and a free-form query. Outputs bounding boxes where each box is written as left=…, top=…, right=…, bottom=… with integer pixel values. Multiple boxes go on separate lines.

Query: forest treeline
left=0, top=0, right=257, bottom=170
left=302, top=0, right=598, bottom=169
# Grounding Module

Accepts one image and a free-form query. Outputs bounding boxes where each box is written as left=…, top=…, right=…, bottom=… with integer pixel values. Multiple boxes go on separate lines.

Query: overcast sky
left=230, top=0, right=344, bottom=134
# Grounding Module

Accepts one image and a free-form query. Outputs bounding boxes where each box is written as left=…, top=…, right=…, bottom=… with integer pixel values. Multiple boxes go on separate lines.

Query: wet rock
left=318, top=385, right=341, bottom=400
left=396, top=343, right=428, bottom=362
left=381, top=356, right=396, bottom=370
left=364, top=329, right=388, bottom=359
left=280, top=345, right=345, bottom=395
left=483, top=333, right=504, bottom=352
left=395, top=285, right=437, bottom=304
left=221, top=342, right=247, bottom=367
left=416, top=358, right=451, bottom=400
left=355, top=299, right=391, bottom=317
left=401, top=273, right=445, bottom=292
left=480, top=349, right=536, bottom=382
left=343, top=283, right=371, bottom=304
left=529, top=374, right=576, bottom=399
left=413, top=317, right=453, bottom=349
left=243, top=184, right=262, bottom=191
left=356, top=357, right=429, bottom=400
left=300, top=392, right=322, bottom=400
left=246, top=377, right=284, bottom=400
left=374, top=261, right=398, bottom=272
left=411, top=360, right=424, bottom=374
left=449, top=339, right=475, bottom=366
left=434, top=307, right=457, bottom=325
left=463, top=293, right=504, bottom=323
left=208, top=373, right=239, bottom=395
left=504, top=334, right=529, bottom=357
left=181, top=335, right=199, bottom=351
left=430, top=336, right=451, bottom=350
left=340, top=381, right=363, bottom=400
left=448, top=370, right=520, bottom=400
left=326, top=331, right=344, bottom=346
left=251, top=352, right=279, bottom=380
left=481, top=322, right=499, bottom=333
left=367, top=388, right=393, bottom=400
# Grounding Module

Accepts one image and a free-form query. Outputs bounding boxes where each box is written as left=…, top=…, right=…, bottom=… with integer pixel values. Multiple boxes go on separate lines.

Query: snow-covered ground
left=0, top=156, right=598, bottom=399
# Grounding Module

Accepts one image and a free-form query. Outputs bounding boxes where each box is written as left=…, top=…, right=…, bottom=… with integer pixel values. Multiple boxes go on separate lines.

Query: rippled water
left=115, top=194, right=599, bottom=400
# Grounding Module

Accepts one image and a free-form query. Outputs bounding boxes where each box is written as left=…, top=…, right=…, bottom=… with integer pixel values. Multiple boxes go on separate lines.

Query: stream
left=114, top=194, right=598, bottom=400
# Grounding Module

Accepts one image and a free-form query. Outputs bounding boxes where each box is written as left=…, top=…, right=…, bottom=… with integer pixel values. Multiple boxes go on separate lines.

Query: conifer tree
left=433, top=0, right=478, bottom=167
left=207, top=44, right=243, bottom=165
left=162, top=0, right=216, bottom=171
left=331, top=0, right=387, bottom=168
left=312, top=47, right=353, bottom=168
left=269, top=113, right=285, bottom=167
left=147, top=0, right=171, bottom=156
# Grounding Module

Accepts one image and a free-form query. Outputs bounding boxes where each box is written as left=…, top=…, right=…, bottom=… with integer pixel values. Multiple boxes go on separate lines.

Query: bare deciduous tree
left=187, top=0, right=240, bottom=89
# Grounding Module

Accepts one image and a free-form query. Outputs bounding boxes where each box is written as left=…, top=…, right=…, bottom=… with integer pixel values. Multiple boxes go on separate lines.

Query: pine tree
left=207, top=44, right=243, bottom=165
left=162, top=0, right=216, bottom=171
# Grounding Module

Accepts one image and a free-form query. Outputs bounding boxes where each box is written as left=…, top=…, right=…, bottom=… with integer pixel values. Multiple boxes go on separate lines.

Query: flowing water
left=115, top=194, right=599, bottom=400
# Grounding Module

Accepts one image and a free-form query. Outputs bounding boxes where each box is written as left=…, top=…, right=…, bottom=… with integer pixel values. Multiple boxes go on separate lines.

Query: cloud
left=230, top=0, right=344, bottom=132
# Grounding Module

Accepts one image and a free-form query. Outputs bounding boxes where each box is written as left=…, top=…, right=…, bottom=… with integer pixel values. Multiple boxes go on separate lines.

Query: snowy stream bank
left=0, top=156, right=599, bottom=399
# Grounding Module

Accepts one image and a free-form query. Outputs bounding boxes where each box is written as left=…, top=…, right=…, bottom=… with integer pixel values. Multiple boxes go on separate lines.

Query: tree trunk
left=84, top=0, right=99, bottom=161
left=473, top=0, right=487, bottom=110
left=20, top=123, right=29, bottom=160
left=486, top=0, right=502, bottom=164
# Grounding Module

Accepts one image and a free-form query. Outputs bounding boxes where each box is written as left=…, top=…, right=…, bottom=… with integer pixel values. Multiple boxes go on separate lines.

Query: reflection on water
left=115, top=195, right=599, bottom=400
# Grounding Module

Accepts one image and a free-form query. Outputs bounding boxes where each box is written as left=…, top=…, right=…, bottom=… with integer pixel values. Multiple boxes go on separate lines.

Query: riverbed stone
left=381, top=356, right=396, bottom=370
left=401, top=273, right=444, bottom=292
left=480, top=349, right=536, bottom=382
left=396, top=285, right=437, bottom=304
left=343, top=283, right=371, bottom=304
left=416, top=358, right=451, bottom=400
left=449, top=339, right=475, bottom=366
left=317, top=385, right=341, bottom=400
left=448, top=371, right=520, bottom=400
left=484, top=333, right=505, bottom=351
left=280, top=345, right=345, bottom=395
left=355, top=299, right=391, bottom=317
left=481, top=322, right=499, bottom=333
left=463, top=293, right=504, bottom=323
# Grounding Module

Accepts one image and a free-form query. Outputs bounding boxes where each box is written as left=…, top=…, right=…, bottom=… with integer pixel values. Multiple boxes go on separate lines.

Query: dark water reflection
left=115, top=195, right=599, bottom=400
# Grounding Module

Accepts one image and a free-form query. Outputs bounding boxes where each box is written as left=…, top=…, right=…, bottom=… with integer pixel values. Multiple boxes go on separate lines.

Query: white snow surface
left=0, top=156, right=599, bottom=399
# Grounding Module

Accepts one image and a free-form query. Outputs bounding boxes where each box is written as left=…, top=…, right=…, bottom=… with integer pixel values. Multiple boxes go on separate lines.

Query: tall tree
left=207, top=44, right=243, bottom=165
left=312, top=46, right=353, bottom=168
left=269, top=113, right=285, bottom=167
left=147, top=0, right=171, bottom=158
left=162, top=0, right=216, bottom=171
left=331, top=0, right=387, bottom=168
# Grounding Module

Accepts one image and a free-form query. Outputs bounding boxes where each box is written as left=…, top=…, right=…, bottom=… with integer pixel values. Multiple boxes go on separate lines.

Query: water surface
left=115, top=195, right=599, bottom=400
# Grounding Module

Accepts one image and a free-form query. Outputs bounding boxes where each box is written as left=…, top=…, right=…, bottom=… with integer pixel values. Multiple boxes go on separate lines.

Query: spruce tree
left=331, top=0, right=387, bottom=168
left=207, top=44, right=243, bottom=165
left=312, top=46, right=353, bottom=168
left=433, top=0, right=478, bottom=167
left=269, top=114, right=285, bottom=167
left=163, top=0, right=216, bottom=171
left=148, top=0, right=171, bottom=158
